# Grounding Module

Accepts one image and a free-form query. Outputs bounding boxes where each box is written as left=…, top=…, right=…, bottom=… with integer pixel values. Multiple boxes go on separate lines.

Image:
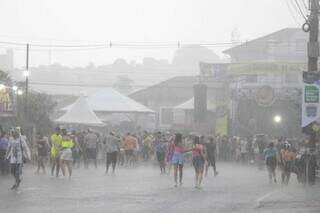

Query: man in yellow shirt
left=50, top=127, right=62, bottom=177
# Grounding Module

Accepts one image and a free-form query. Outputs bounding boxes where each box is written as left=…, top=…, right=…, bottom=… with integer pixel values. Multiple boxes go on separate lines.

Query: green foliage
left=0, top=69, right=55, bottom=136
left=16, top=92, right=56, bottom=135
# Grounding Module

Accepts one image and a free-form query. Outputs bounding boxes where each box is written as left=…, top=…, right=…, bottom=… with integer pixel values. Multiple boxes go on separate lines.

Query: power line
left=299, top=0, right=309, bottom=11
left=0, top=40, right=243, bottom=51
left=294, top=0, right=308, bottom=20
left=285, top=0, right=301, bottom=25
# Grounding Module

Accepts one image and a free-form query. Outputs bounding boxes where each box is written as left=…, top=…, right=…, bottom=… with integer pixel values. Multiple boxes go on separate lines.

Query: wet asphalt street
left=0, top=162, right=319, bottom=213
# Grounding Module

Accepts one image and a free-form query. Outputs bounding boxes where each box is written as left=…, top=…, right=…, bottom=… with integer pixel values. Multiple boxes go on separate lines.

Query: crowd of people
left=0, top=126, right=318, bottom=191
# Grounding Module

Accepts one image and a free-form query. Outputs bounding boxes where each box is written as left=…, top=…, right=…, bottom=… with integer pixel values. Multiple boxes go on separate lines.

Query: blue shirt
left=0, top=137, right=8, bottom=150
left=264, top=147, right=277, bottom=160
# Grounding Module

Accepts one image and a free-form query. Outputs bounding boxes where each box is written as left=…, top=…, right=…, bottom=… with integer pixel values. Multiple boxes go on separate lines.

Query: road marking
left=255, top=190, right=280, bottom=209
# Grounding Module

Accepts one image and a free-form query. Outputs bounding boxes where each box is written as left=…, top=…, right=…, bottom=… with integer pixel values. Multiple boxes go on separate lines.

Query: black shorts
left=207, top=155, right=216, bottom=166
left=107, top=151, right=118, bottom=163
left=125, top=150, right=134, bottom=156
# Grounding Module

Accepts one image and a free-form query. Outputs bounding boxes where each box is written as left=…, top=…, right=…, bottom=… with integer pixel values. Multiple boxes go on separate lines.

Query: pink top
left=174, top=144, right=184, bottom=153
left=192, top=144, right=203, bottom=157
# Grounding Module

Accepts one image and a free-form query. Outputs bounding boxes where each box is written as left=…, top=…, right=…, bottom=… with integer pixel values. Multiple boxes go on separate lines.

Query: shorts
left=192, top=156, right=205, bottom=172
left=125, top=150, right=134, bottom=156
left=107, top=151, right=118, bottom=164
left=60, top=149, right=73, bottom=161
left=207, top=155, right=216, bottom=167
left=172, top=152, right=184, bottom=165
left=86, top=148, right=97, bottom=159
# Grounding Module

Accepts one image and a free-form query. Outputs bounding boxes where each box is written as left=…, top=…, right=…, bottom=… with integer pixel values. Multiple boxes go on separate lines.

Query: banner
left=0, top=88, right=16, bottom=117
left=302, top=82, right=320, bottom=127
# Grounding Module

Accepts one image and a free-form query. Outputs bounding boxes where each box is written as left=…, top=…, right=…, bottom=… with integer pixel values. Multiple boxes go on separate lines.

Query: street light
left=23, top=70, right=30, bottom=77
left=273, top=115, right=282, bottom=123
left=17, top=89, right=23, bottom=96
left=0, top=84, right=5, bottom=91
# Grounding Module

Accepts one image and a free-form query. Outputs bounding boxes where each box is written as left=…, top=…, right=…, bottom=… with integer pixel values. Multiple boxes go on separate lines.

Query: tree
left=0, top=70, right=55, bottom=136
left=16, top=92, right=56, bottom=136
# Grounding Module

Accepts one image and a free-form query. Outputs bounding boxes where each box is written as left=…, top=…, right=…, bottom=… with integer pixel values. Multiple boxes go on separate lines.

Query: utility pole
left=303, top=0, right=320, bottom=185
left=307, top=0, right=319, bottom=149
left=25, top=43, right=29, bottom=114
left=308, top=0, right=319, bottom=75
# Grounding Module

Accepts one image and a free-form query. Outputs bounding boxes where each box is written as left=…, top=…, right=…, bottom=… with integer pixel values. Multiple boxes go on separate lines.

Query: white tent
left=56, top=96, right=104, bottom=126
left=174, top=97, right=216, bottom=111
left=62, top=88, right=154, bottom=113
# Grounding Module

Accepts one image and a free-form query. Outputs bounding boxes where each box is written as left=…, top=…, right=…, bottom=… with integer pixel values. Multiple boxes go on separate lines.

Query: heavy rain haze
left=0, top=1, right=319, bottom=213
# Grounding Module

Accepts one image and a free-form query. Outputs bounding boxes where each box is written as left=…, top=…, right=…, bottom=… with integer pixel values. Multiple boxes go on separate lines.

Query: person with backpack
left=6, top=128, right=31, bottom=191
left=263, top=142, right=278, bottom=184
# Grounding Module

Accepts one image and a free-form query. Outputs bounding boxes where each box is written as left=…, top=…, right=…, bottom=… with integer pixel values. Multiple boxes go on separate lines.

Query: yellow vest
left=50, top=134, right=62, bottom=158
left=61, top=139, right=74, bottom=149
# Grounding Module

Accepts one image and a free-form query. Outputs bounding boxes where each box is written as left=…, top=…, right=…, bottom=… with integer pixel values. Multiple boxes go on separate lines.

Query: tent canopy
left=174, top=97, right=216, bottom=111
left=56, top=96, right=104, bottom=126
left=62, top=88, right=154, bottom=113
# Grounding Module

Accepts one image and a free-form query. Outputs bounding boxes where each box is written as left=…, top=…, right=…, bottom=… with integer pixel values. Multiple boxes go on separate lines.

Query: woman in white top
left=6, top=129, right=30, bottom=190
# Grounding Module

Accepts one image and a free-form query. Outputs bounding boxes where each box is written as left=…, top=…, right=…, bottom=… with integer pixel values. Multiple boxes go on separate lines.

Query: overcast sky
left=0, top=0, right=307, bottom=68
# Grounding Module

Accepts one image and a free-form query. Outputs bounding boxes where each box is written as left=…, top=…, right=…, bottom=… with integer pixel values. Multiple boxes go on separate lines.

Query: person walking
left=6, top=128, right=31, bottom=191
left=84, top=129, right=98, bottom=168
left=105, top=131, right=120, bottom=174
left=50, top=127, right=62, bottom=177
left=0, top=131, right=9, bottom=175
left=205, top=136, right=218, bottom=177
left=280, top=143, right=296, bottom=185
left=60, top=129, right=74, bottom=179
left=192, top=136, right=206, bottom=188
left=35, top=134, right=49, bottom=174
left=154, top=132, right=167, bottom=174
left=263, top=142, right=277, bottom=184
left=142, top=133, right=153, bottom=162
left=166, top=134, right=175, bottom=174
left=172, top=133, right=186, bottom=187
left=124, top=133, right=137, bottom=167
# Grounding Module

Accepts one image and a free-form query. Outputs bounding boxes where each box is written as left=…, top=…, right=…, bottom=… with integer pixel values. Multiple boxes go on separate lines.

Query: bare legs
left=60, top=159, right=72, bottom=179
left=173, top=164, right=183, bottom=187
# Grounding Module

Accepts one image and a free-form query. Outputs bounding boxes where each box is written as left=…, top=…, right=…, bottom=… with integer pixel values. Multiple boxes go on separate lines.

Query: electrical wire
left=285, top=0, right=301, bottom=25
left=299, top=0, right=309, bottom=11
left=294, top=0, right=308, bottom=20
left=0, top=39, right=243, bottom=51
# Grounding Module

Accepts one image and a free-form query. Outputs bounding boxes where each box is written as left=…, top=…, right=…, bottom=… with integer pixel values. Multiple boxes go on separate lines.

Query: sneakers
left=214, top=171, right=219, bottom=176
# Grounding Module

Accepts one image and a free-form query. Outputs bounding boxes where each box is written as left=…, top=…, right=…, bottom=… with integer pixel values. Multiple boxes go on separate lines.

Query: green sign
left=305, top=85, right=319, bottom=103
